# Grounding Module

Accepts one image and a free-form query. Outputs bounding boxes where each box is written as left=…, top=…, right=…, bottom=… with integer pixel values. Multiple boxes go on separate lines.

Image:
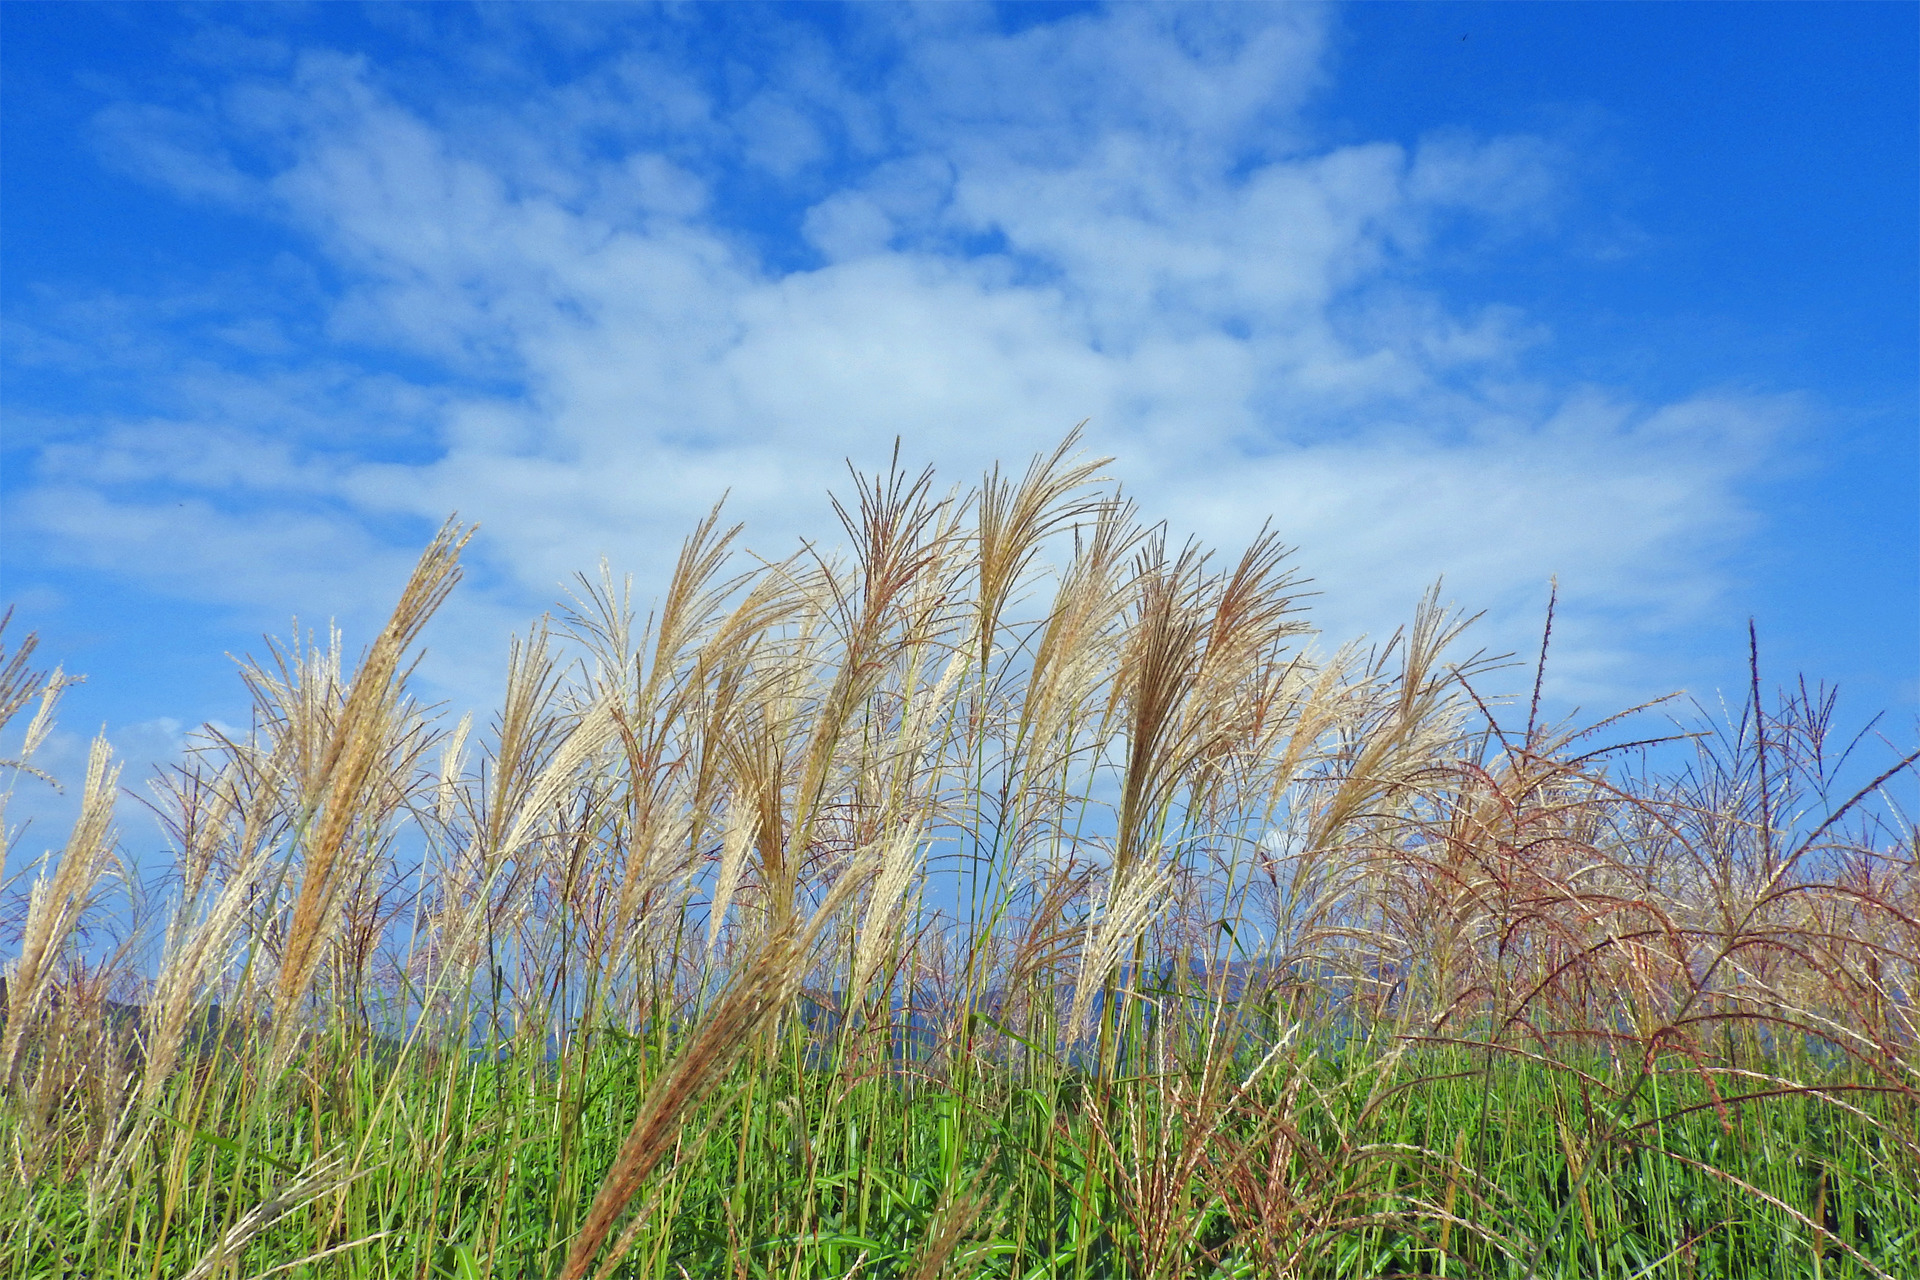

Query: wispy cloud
left=7, top=4, right=1795, bottom=720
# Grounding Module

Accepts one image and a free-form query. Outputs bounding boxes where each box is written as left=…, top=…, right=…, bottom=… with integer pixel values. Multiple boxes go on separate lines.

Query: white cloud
left=91, top=101, right=256, bottom=207
left=803, top=191, right=895, bottom=260
left=10, top=5, right=1797, bottom=723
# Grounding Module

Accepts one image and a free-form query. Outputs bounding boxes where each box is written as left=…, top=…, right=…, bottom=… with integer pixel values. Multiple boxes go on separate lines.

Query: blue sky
left=2, top=2, right=1915, bottom=856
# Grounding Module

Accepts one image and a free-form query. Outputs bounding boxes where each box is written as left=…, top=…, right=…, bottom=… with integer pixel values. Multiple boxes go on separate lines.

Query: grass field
left=2, top=436, right=1915, bottom=1278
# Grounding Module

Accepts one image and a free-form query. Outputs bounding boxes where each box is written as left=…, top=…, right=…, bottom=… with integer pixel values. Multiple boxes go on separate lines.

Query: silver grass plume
left=3, top=735, right=121, bottom=1093
left=1067, top=850, right=1173, bottom=1041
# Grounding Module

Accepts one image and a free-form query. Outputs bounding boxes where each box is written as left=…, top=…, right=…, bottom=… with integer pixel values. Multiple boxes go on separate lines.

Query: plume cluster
left=1, top=433, right=1913, bottom=1278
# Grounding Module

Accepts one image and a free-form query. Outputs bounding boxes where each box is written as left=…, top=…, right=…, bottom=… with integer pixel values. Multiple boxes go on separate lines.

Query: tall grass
left=1, top=434, right=1914, bottom=1278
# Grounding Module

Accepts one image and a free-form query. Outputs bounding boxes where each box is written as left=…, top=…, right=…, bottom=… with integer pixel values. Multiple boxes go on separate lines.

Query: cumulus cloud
left=7, top=4, right=1796, bottom=724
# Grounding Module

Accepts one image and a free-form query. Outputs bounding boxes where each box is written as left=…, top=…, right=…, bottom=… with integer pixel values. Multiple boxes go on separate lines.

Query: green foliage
left=5, top=1029, right=1914, bottom=1278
